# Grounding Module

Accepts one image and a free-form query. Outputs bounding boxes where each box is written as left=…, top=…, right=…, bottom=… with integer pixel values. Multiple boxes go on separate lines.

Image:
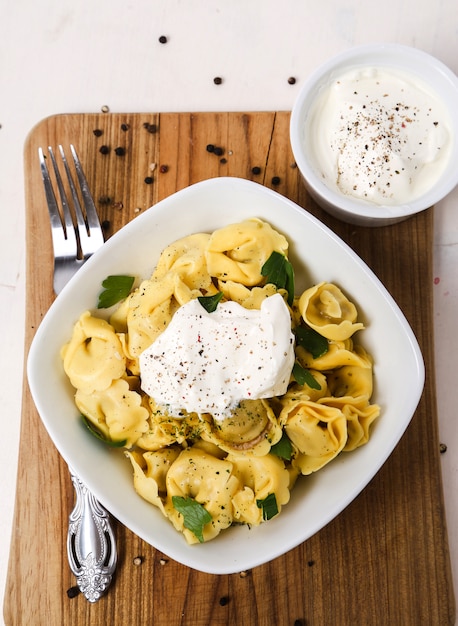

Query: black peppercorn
left=206, top=144, right=215, bottom=153
left=143, top=122, right=157, bottom=133
left=213, top=146, right=224, bottom=156
left=288, top=76, right=297, bottom=85
left=251, top=166, right=261, bottom=175
left=271, top=176, right=281, bottom=185
left=93, top=129, right=103, bottom=137
left=159, top=164, right=169, bottom=173
left=66, top=586, right=80, bottom=599
left=114, top=147, right=126, bottom=156
left=144, top=176, right=154, bottom=184
left=158, top=35, right=167, bottom=44
left=99, top=145, right=110, bottom=155
left=219, top=596, right=229, bottom=606
left=121, top=123, right=130, bottom=131
left=213, top=76, right=223, bottom=85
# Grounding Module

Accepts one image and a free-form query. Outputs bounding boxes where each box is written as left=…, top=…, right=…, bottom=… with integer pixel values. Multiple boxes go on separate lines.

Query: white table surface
left=1, top=1, right=457, bottom=623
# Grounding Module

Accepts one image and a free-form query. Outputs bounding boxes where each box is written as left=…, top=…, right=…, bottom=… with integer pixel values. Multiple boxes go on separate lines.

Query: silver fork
left=38, top=145, right=117, bottom=602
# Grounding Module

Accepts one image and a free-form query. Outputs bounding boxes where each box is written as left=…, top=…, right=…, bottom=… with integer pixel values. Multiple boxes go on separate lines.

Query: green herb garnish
left=97, top=275, right=135, bottom=309
left=292, top=361, right=322, bottom=390
left=256, top=493, right=279, bottom=521
left=294, top=325, right=328, bottom=359
left=198, top=291, right=223, bottom=313
left=81, top=415, right=127, bottom=447
left=261, top=251, right=295, bottom=306
left=172, top=496, right=212, bottom=543
left=270, top=432, right=293, bottom=461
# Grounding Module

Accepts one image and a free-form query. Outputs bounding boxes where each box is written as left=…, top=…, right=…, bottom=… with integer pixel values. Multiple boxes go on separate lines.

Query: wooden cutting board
left=4, top=112, right=455, bottom=625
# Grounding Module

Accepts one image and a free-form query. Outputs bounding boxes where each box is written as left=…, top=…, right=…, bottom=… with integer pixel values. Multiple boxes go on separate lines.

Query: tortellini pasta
left=62, top=219, right=380, bottom=545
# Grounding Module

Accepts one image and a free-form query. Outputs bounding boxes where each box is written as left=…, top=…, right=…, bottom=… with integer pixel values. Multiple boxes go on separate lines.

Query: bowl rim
left=290, top=43, right=458, bottom=221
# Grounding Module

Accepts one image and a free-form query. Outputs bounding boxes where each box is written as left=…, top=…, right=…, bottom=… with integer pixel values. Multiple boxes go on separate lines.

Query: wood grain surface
left=4, top=112, right=455, bottom=626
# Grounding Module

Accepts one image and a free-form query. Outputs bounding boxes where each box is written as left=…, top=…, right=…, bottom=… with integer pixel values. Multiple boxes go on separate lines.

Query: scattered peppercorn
left=99, top=145, right=110, bottom=155
left=213, top=76, right=223, bottom=85
left=133, top=556, right=143, bottom=566
left=206, top=144, right=215, bottom=153
left=98, top=196, right=111, bottom=205
left=440, top=443, right=447, bottom=454
left=293, top=620, right=305, bottom=626
left=144, top=176, right=154, bottom=184
left=288, top=76, right=297, bottom=85
left=143, top=122, right=158, bottom=133
left=271, top=176, right=281, bottom=185
left=101, top=105, right=110, bottom=113
left=239, top=570, right=249, bottom=578
left=101, top=219, right=111, bottom=231
left=159, top=164, right=169, bottom=173
left=93, top=129, right=103, bottom=137
left=158, top=35, right=168, bottom=44
left=66, top=586, right=80, bottom=599
left=213, top=146, right=224, bottom=156
left=251, top=166, right=261, bottom=175
left=121, top=123, right=130, bottom=131
left=220, top=158, right=227, bottom=164
left=114, top=146, right=126, bottom=156
left=219, top=596, right=229, bottom=606
left=307, top=560, right=315, bottom=567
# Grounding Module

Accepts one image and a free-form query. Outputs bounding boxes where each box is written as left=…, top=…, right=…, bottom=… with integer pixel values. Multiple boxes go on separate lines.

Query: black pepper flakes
left=93, top=129, right=103, bottom=137
left=114, top=146, right=126, bottom=156
left=99, top=145, right=110, bottom=155
left=307, top=560, right=315, bottom=567
left=67, top=586, right=80, bottom=599
left=158, top=35, right=168, bottom=44
left=144, top=176, right=154, bottom=184
left=213, top=76, right=223, bottom=85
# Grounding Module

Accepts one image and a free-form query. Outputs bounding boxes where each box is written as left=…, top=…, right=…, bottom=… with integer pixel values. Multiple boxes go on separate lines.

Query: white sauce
left=139, top=293, right=295, bottom=420
left=307, top=67, right=452, bottom=205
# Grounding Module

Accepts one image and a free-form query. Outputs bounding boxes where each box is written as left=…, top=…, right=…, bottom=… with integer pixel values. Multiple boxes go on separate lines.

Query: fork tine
left=38, top=147, right=78, bottom=258
left=68, top=144, right=105, bottom=255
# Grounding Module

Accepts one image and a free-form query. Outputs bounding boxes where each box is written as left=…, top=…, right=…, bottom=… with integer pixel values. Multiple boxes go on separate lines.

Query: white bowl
left=290, top=44, right=458, bottom=226
left=27, top=177, right=424, bottom=574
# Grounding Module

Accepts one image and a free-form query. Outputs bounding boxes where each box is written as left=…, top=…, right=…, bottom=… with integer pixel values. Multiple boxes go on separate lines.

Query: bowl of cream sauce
left=290, top=44, right=458, bottom=226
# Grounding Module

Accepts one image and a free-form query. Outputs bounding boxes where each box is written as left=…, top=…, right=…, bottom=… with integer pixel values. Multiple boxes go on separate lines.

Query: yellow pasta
left=62, top=218, right=380, bottom=544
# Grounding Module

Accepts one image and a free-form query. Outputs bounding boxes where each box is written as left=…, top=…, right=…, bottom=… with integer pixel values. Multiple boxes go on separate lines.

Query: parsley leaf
left=294, top=325, right=328, bottom=359
left=270, top=432, right=293, bottom=461
left=256, top=493, right=279, bottom=521
left=172, top=496, right=212, bottom=543
left=292, top=361, right=322, bottom=390
left=261, top=251, right=295, bottom=306
left=81, top=415, right=127, bottom=447
left=97, top=275, right=135, bottom=309
left=198, top=291, right=223, bottom=313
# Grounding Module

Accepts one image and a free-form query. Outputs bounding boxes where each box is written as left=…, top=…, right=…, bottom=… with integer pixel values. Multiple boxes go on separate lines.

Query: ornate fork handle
left=67, top=469, right=117, bottom=602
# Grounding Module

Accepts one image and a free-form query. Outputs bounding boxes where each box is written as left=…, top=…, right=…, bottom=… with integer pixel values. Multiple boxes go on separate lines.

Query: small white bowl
left=290, top=44, right=458, bottom=226
left=28, top=178, right=424, bottom=574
